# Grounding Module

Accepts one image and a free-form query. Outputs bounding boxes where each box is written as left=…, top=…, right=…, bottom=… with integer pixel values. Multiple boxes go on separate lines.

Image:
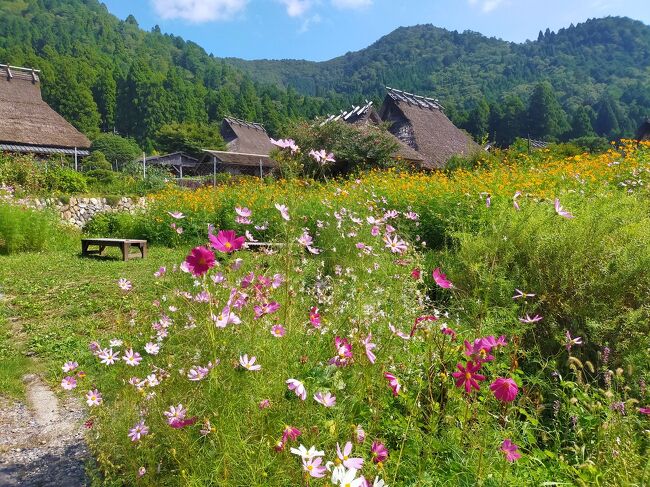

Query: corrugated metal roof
left=0, top=144, right=89, bottom=156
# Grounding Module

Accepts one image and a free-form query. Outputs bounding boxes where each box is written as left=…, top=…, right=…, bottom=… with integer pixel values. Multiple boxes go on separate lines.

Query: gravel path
left=0, top=374, right=89, bottom=486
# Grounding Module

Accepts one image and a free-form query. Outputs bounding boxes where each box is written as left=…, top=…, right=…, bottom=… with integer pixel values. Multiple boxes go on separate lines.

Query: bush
left=86, top=169, right=117, bottom=186
left=0, top=203, right=73, bottom=254
left=46, top=168, right=89, bottom=193
left=91, top=133, right=142, bottom=170
left=83, top=151, right=113, bottom=171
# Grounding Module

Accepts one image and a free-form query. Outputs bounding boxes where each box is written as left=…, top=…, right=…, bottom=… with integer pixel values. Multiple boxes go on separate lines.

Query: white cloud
left=278, top=0, right=312, bottom=17
left=299, top=13, right=321, bottom=33
left=331, top=0, right=372, bottom=9
left=151, top=0, right=248, bottom=22
left=468, top=0, right=505, bottom=13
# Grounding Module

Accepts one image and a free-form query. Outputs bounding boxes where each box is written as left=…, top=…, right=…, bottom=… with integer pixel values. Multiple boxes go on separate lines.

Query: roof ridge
left=224, top=116, right=266, bottom=132
left=0, top=64, right=40, bottom=82
left=385, top=86, right=443, bottom=111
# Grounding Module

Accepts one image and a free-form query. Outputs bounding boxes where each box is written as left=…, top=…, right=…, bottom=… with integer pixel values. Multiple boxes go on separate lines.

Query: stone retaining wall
left=21, top=196, right=147, bottom=228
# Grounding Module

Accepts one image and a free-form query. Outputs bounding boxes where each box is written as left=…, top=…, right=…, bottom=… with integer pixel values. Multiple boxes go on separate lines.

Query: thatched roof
left=201, top=150, right=276, bottom=168
left=0, top=64, right=91, bottom=150
left=380, top=87, right=480, bottom=169
left=320, top=101, right=382, bottom=126
left=636, top=118, right=650, bottom=141
left=221, top=117, right=273, bottom=155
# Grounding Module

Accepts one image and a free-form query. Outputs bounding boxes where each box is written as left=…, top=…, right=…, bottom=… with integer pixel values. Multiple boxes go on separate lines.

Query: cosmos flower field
left=59, top=143, right=650, bottom=486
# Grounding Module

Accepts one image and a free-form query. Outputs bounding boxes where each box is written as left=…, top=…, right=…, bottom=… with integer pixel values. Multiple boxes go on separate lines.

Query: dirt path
left=0, top=374, right=89, bottom=486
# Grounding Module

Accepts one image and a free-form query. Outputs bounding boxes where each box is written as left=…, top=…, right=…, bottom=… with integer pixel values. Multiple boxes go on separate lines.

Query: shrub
left=46, top=168, right=89, bottom=193
left=83, top=151, right=113, bottom=171
left=91, top=133, right=142, bottom=170
left=86, top=169, right=117, bottom=186
left=0, top=203, right=72, bottom=254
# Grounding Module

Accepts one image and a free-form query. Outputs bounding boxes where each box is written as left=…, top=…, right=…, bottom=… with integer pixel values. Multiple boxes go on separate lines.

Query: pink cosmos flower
left=61, top=376, right=77, bottom=390
left=501, top=439, right=522, bottom=462
left=404, top=211, right=419, bottom=220
left=410, top=315, right=438, bottom=337
left=259, top=399, right=271, bottom=409
left=384, top=372, right=401, bottom=396
left=128, top=420, right=149, bottom=442
left=239, top=354, right=261, bottom=371
left=565, top=330, right=583, bottom=351
left=187, top=366, right=210, bottom=381
left=330, top=336, right=353, bottom=367
left=441, top=325, right=457, bottom=340
left=62, top=361, right=78, bottom=373
left=309, top=307, right=321, bottom=328
left=384, top=234, right=408, bottom=254
left=355, top=425, right=366, bottom=443
left=512, top=289, right=535, bottom=299
left=98, top=348, right=119, bottom=365
left=164, top=404, right=187, bottom=425
left=86, top=389, right=102, bottom=406
left=363, top=334, right=376, bottom=364
left=122, top=348, right=142, bottom=366
left=519, top=314, right=543, bottom=324
left=185, top=246, right=216, bottom=276
left=371, top=441, right=389, bottom=463
left=168, top=211, right=185, bottom=219
left=452, top=361, right=486, bottom=393
left=464, top=338, right=496, bottom=363
left=303, top=457, right=327, bottom=478
left=235, top=206, right=252, bottom=218
left=154, top=266, right=166, bottom=278
left=144, top=342, right=160, bottom=355
left=490, top=378, right=519, bottom=402
left=212, top=307, right=241, bottom=328
left=309, top=149, right=335, bottom=165
left=432, top=268, right=453, bottom=288
left=513, top=191, right=522, bottom=211
left=270, top=138, right=299, bottom=154
left=170, top=417, right=198, bottom=429
left=282, top=425, right=301, bottom=442
left=254, top=301, right=280, bottom=319
left=371, top=225, right=380, bottom=237
left=639, top=407, right=650, bottom=415
left=287, top=379, right=307, bottom=400
left=118, top=278, right=132, bottom=291
left=138, top=467, right=146, bottom=477
left=275, top=203, right=290, bottom=221
left=411, top=268, right=421, bottom=280
left=336, top=441, right=364, bottom=469
left=389, top=323, right=410, bottom=340
left=555, top=198, right=574, bottom=219
left=271, top=324, right=286, bottom=337
left=209, top=230, right=245, bottom=253
left=313, top=391, right=336, bottom=407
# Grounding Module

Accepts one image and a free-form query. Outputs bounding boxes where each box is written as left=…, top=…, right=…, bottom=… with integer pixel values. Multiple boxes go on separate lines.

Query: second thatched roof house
left=200, top=117, right=276, bottom=177
left=379, top=87, right=479, bottom=169
left=0, top=64, right=90, bottom=157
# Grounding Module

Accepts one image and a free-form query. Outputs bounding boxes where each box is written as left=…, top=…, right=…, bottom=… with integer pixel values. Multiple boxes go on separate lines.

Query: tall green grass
left=0, top=203, right=76, bottom=254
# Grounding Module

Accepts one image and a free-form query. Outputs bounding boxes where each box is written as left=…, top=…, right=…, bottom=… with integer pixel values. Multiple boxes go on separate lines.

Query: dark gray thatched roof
left=0, top=64, right=91, bottom=150
left=380, top=87, right=480, bottom=169
left=636, top=119, right=650, bottom=141
left=201, top=150, right=276, bottom=168
left=221, top=117, right=273, bottom=155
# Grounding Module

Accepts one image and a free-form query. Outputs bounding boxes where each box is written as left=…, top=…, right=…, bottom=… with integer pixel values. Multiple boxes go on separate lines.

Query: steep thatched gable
left=379, top=87, right=480, bottom=169
left=221, top=117, right=273, bottom=155
left=0, top=64, right=91, bottom=151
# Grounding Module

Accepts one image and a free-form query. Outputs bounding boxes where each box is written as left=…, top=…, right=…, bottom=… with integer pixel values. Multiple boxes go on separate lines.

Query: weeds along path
left=0, top=374, right=88, bottom=486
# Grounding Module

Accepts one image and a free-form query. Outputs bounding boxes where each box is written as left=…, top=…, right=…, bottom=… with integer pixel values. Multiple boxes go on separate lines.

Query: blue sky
left=102, top=0, right=650, bottom=61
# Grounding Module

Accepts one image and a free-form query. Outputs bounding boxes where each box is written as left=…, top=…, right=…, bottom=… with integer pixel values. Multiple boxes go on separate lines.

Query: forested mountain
left=228, top=17, right=650, bottom=143
left=0, top=0, right=343, bottom=150
left=0, top=0, right=648, bottom=149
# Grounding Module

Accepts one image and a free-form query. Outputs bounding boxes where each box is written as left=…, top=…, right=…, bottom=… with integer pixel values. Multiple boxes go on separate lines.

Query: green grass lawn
left=0, top=246, right=184, bottom=398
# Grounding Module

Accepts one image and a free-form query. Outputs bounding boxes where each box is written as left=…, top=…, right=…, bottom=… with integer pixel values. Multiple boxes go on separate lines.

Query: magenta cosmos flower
left=185, top=246, right=216, bottom=276
left=384, top=372, right=401, bottom=396
left=209, top=229, right=245, bottom=253
left=371, top=441, right=389, bottom=463
left=432, top=267, right=453, bottom=288
left=309, top=306, right=321, bottom=328
left=271, top=324, right=286, bottom=337
left=452, top=361, right=485, bottom=393
left=638, top=407, right=650, bottom=415
left=501, top=439, right=522, bottom=462
left=490, top=378, right=519, bottom=402
left=61, top=376, right=77, bottom=390
left=330, top=336, right=353, bottom=367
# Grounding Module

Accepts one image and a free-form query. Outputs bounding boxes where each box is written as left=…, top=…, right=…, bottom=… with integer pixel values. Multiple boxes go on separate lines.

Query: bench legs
left=82, top=241, right=147, bottom=260
left=119, top=242, right=147, bottom=261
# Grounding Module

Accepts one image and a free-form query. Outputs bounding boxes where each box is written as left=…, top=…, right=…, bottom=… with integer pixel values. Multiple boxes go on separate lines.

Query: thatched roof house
left=636, top=118, right=650, bottom=142
left=0, top=64, right=90, bottom=156
left=199, top=118, right=276, bottom=177
left=221, top=117, right=274, bottom=155
left=379, top=87, right=479, bottom=169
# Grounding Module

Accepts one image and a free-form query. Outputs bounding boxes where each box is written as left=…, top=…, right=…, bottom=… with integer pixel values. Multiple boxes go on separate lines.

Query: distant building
left=636, top=118, right=650, bottom=142
left=0, top=64, right=90, bottom=158
left=321, top=88, right=479, bottom=170
left=143, top=152, right=199, bottom=178
left=379, top=87, right=480, bottom=169
left=200, top=117, right=276, bottom=177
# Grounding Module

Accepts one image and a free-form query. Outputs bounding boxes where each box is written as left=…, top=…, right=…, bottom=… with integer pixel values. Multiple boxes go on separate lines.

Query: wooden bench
left=81, top=238, right=147, bottom=261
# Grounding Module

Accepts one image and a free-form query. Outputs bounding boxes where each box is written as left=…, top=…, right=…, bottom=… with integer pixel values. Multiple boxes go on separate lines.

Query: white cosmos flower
left=289, top=444, right=325, bottom=460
